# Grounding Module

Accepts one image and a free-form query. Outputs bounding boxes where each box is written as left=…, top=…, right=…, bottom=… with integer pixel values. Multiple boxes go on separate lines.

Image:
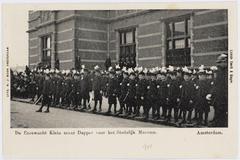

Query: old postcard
left=2, top=1, right=238, bottom=159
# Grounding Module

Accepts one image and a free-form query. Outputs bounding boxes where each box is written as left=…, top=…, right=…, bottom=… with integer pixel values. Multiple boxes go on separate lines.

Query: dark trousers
left=126, top=101, right=136, bottom=115
left=39, top=94, right=51, bottom=111
left=73, top=93, right=81, bottom=108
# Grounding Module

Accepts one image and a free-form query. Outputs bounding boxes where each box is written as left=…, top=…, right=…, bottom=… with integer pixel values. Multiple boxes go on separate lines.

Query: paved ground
left=11, top=101, right=171, bottom=128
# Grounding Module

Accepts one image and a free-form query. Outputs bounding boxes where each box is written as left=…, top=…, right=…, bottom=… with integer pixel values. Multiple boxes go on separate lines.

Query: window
left=119, top=28, right=136, bottom=68
left=166, top=17, right=191, bottom=66
left=41, top=35, right=51, bottom=66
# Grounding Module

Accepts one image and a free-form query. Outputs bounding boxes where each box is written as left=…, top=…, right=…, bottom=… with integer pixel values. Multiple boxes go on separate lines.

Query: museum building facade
left=28, top=10, right=228, bottom=69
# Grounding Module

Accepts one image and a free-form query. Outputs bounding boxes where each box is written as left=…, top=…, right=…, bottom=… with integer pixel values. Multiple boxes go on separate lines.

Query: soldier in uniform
left=166, top=66, right=180, bottom=122
left=92, top=66, right=103, bottom=112
left=63, top=71, right=72, bottom=108
left=175, top=67, right=184, bottom=119
left=119, top=67, right=129, bottom=114
left=80, top=68, right=91, bottom=110
left=195, top=68, right=210, bottom=125
left=106, top=69, right=118, bottom=114
left=59, top=70, right=66, bottom=107
left=35, top=70, right=44, bottom=104
left=135, top=70, right=147, bottom=117
left=179, top=67, right=195, bottom=124
left=50, top=70, right=57, bottom=107
left=145, top=70, right=157, bottom=119
left=125, top=69, right=137, bottom=116
left=54, top=70, right=63, bottom=107
left=36, top=70, right=52, bottom=113
left=115, top=65, right=123, bottom=112
left=209, top=54, right=228, bottom=127
left=28, top=72, right=37, bottom=102
left=191, top=68, right=199, bottom=121
left=156, top=68, right=168, bottom=119
left=71, top=71, right=81, bottom=110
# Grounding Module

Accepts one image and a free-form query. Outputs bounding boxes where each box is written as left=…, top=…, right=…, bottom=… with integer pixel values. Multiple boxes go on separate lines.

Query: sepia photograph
left=10, top=9, right=228, bottom=128
left=2, top=2, right=238, bottom=158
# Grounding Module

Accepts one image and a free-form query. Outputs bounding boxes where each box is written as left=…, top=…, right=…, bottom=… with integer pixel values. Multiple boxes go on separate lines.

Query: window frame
left=166, top=18, right=191, bottom=50
left=41, top=35, right=52, bottom=64
left=118, top=28, right=136, bottom=68
left=165, top=15, right=192, bottom=67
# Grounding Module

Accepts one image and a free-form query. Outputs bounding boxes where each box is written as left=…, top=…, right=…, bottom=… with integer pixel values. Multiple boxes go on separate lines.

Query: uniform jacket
left=42, top=79, right=52, bottom=96
left=180, top=80, right=195, bottom=104
left=126, top=78, right=136, bottom=100
left=146, top=79, right=157, bottom=101
left=136, top=79, right=147, bottom=97
left=92, top=75, right=103, bottom=91
left=107, top=77, right=118, bottom=97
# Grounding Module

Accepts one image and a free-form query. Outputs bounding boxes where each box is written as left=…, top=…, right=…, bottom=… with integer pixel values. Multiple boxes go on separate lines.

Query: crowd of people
left=11, top=54, right=228, bottom=127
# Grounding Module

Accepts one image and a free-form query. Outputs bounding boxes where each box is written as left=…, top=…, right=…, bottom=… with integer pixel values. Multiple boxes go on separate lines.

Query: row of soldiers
left=11, top=54, right=228, bottom=127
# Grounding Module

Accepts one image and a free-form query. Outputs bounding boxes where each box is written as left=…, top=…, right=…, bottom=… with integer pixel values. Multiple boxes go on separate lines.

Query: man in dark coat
left=71, top=72, right=81, bottom=110
left=210, top=54, right=228, bottom=127
left=135, top=71, right=147, bottom=117
left=36, top=73, right=52, bottom=113
left=63, top=73, right=72, bottom=108
left=80, top=69, right=91, bottom=109
left=28, top=74, right=37, bottom=102
left=119, top=70, right=129, bottom=114
left=55, top=72, right=63, bottom=107
left=35, top=72, right=44, bottom=104
left=167, top=68, right=180, bottom=122
left=92, top=68, right=103, bottom=112
left=125, top=72, right=137, bottom=116
left=156, top=70, right=168, bottom=119
left=195, top=69, right=210, bottom=125
left=179, top=68, right=195, bottom=124
left=145, top=71, right=157, bottom=119
left=106, top=70, right=118, bottom=114
left=115, top=66, right=123, bottom=112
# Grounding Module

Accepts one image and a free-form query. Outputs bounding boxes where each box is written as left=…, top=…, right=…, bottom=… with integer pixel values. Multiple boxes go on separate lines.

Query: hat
left=198, top=65, right=206, bottom=75
left=142, top=68, right=148, bottom=75
left=216, top=53, right=227, bottom=63
left=108, top=66, right=114, bottom=72
left=161, top=67, right=167, bottom=75
left=94, top=65, right=100, bottom=73
left=210, top=66, right=218, bottom=72
left=127, top=68, right=134, bottom=75
left=206, top=69, right=213, bottom=75
left=168, top=65, right=176, bottom=75
left=55, top=69, right=60, bottom=74
left=50, top=69, right=55, bottom=74
left=176, top=67, right=182, bottom=73
left=149, top=68, right=156, bottom=76
left=182, top=66, right=192, bottom=75
left=115, top=64, right=121, bottom=71
left=192, top=69, right=197, bottom=75
left=80, top=69, right=84, bottom=74
left=138, top=71, right=145, bottom=75
left=81, top=65, right=85, bottom=69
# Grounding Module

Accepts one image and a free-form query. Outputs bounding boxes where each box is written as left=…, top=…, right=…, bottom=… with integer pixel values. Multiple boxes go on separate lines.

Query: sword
left=123, top=91, right=129, bottom=103
left=34, top=95, right=43, bottom=105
